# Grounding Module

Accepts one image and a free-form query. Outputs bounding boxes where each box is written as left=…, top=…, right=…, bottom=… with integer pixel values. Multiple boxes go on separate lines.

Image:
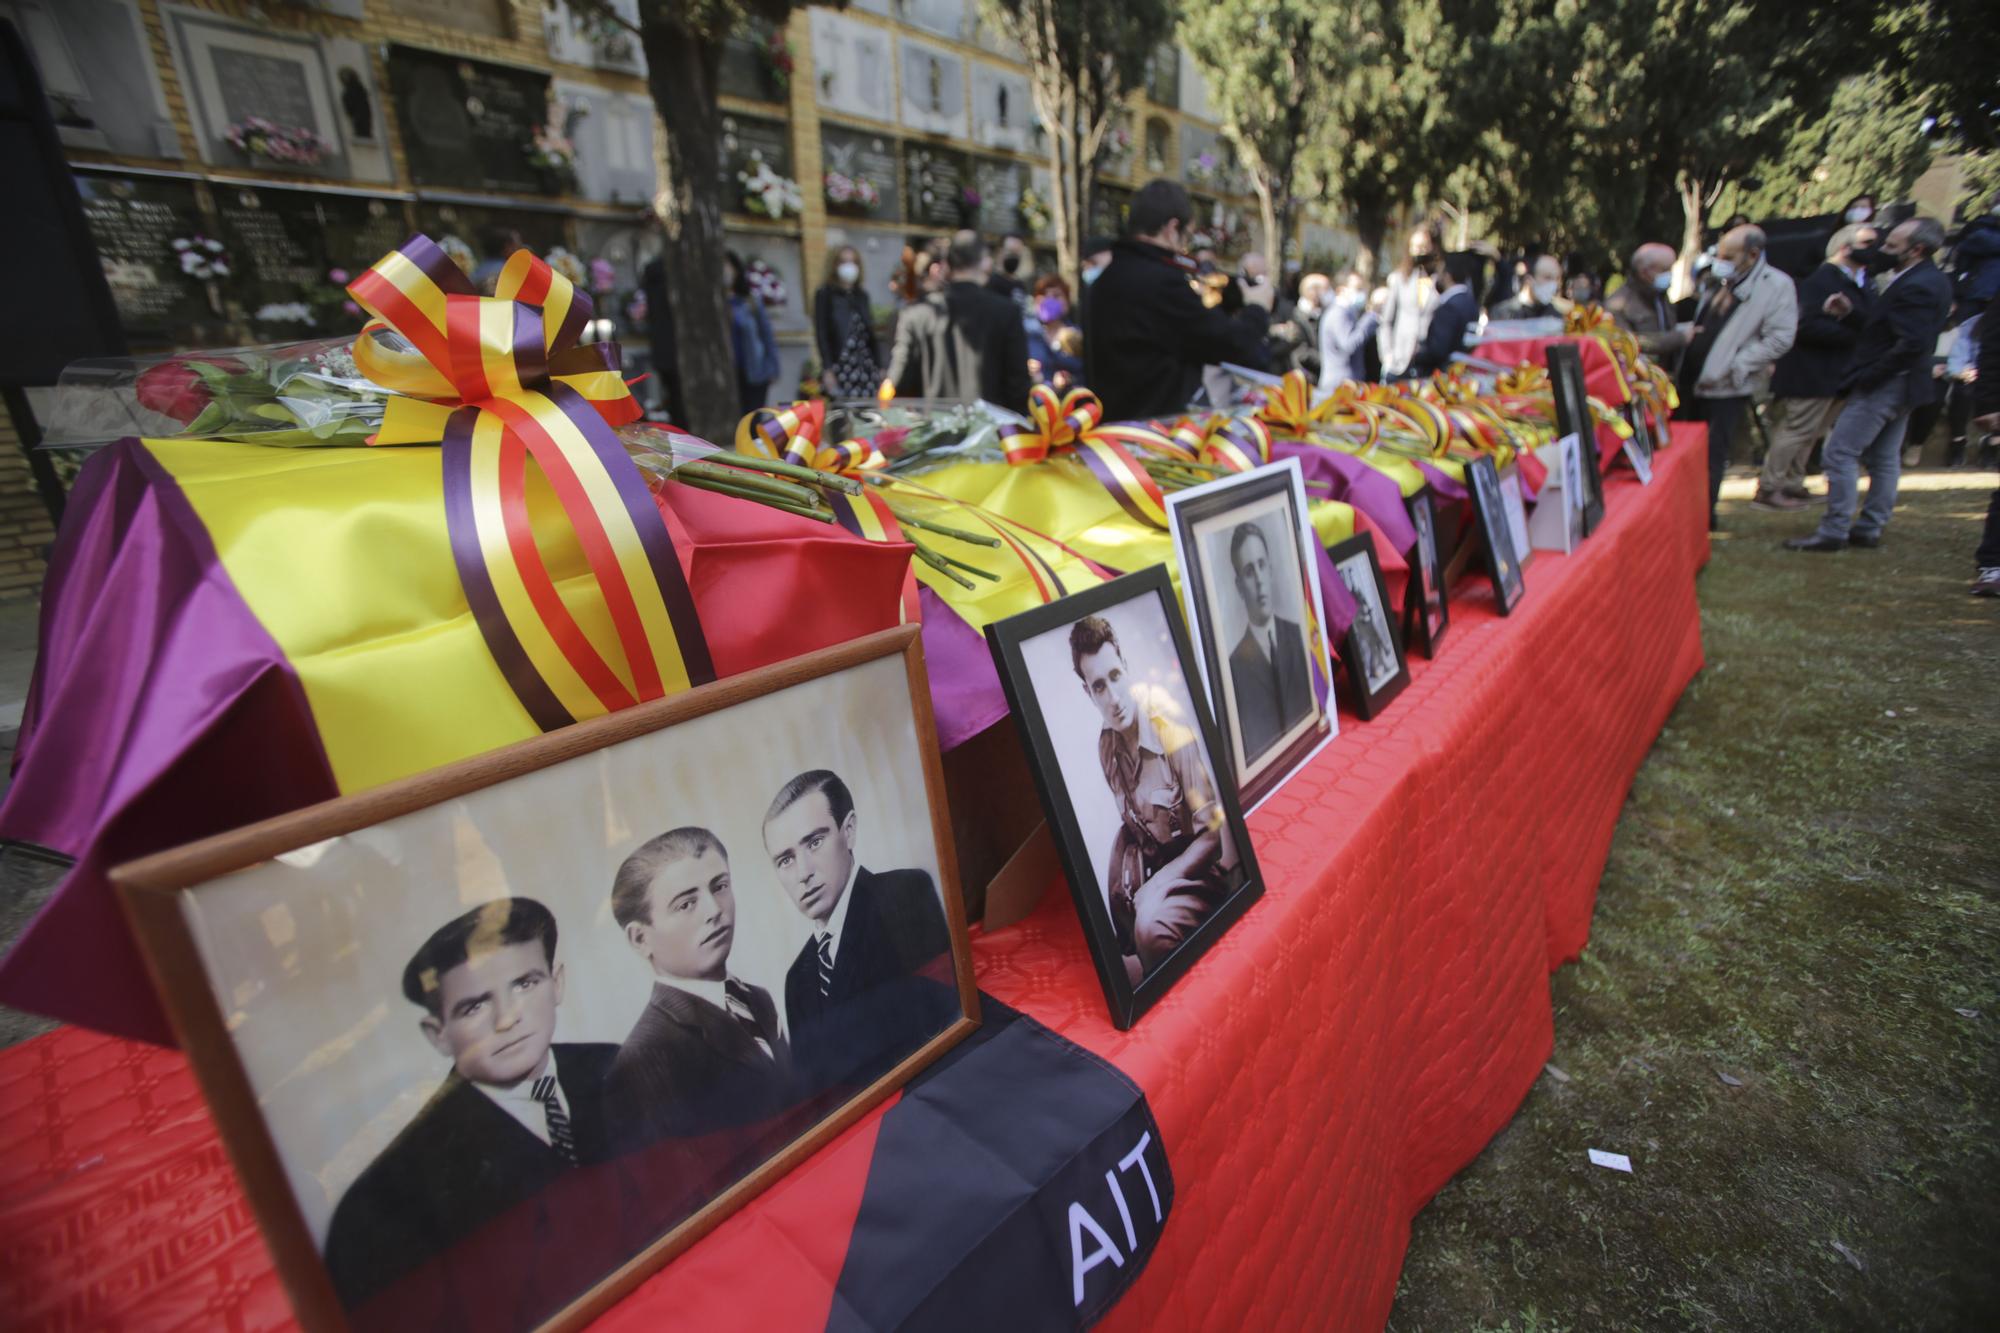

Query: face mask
left=836, top=262, right=860, bottom=285
left=1708, top=259, right=1737, bottom=283
left=1035, top=295, right=1067, bottom=323
left=1653, top=271, right=1673, bottom=293
left=1846, top=206, right=1872, bottom=224
left=1851, top=244, right=1893, bottom=273
left=1338, top=289, right=1364, bottom=309
left=1082, top=264, right=1104, bottom=285
left=1532, top=280, right=1559, bottom=303
left=1002, top=254, right=1022, bottom=275
left=1297, top=295, right=1320, bottom=316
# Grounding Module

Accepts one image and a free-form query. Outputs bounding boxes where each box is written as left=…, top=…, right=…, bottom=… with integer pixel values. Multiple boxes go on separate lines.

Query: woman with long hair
left=1377, top=220, right=1445, bottom=379
left=813, top=244, right=881, bottom=398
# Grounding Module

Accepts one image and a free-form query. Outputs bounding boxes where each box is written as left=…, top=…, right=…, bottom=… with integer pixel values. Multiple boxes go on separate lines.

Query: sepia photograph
left=1166, top=459, right=1335, bottom=810
left=114, top=630, right=975, bottom=1333
left=1469, top=454, right=1527, bottom=616
left=1498, top=463, right=1535, bottom=569
left=1327, top=534, right=1410, bottom=719
left=1403, top=487, right=1449, bottom=658
left=986, top=567, right=1264, bottom=1029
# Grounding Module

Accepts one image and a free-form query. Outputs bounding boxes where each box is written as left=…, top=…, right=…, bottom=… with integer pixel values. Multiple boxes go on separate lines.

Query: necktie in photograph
left=725, top=978, right=776, bottom=1061
left=530, top=1074, right=578, bottom=1165
left=817, top=931, right=835, bottom=997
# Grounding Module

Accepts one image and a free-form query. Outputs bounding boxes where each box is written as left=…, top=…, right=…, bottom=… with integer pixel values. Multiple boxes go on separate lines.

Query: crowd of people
left=654, top=178, right=2000, bottom=596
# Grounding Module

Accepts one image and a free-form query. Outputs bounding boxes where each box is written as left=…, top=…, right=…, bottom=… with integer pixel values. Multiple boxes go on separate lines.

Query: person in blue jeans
left=724, top=250, right=780, bottom=416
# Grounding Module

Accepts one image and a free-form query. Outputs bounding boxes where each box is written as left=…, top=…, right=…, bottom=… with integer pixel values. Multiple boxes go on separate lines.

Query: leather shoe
left=1783, top=535, right=1845, bottom=553
left=1848, top=532, right=1881, bottom=548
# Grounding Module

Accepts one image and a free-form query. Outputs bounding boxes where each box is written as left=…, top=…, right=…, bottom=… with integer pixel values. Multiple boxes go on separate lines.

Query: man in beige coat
left=1606, top=242, right=1691, bottom=367
left=1691, top=225, right=1797, bottom=528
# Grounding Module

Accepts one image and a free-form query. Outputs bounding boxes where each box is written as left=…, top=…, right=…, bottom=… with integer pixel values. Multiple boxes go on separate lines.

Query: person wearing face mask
left=1493, top=254, right=1566, bottom=322
left=1026, top=274, right=1084, bottom=389
left=1081, top=179, right=1268, bottom=420
left=813, top=245, right=882, bottom=399
left=1948, top=190, right=2000, bottom=313
left=1377, top=222, right=1444, bottom=378
left=1844, top=194, right=1876, bottom=227
left=883, top=231, right=1031, bottom=413
left=1318, top=271, right=1378, bottom=391
left=1606, top=242, right=1693, bottom=368
left=1690, top=224, right=1798, bottom=529
left=1786, top=216, right=1953, bottom=551
left=1753, top=223, right=1877, bottom=510
left=987, top=232, right=1031, bottom=307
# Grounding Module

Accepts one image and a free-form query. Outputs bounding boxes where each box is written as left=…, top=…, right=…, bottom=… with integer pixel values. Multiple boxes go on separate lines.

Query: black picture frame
left=985, top=567, right=1265, bottom=1029
left=1402, top=487, right=1449, bottom=658
left=1325, top=534, right=1411, bottom=720
left=1468, top=455, right=1527, bottom=616
left=1166, top=461, right=1334, bottom=810
left=1620, top=403, right=1656, bottom=484
left=1545, top=342, right=1606, bottom=534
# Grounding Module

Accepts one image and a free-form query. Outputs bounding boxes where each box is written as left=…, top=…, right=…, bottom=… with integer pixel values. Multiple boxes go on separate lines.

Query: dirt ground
left=1387, top=472, right=2000, bottom=1331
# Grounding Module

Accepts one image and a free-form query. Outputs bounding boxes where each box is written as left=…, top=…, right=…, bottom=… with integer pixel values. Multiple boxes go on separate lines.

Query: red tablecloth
left=0, top=429, right=1710, bottom=1332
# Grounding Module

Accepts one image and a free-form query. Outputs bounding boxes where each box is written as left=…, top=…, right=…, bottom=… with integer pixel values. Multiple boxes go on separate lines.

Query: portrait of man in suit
left=1222, top=521, right=1313, bottom=761
left=605, top=827, right=790, bottom=1150
left=322, top=897, right=617, bottom=1316
left=1071, top=614, right=1232, bottom=982
left=762, top=770, right=953, bottom=1089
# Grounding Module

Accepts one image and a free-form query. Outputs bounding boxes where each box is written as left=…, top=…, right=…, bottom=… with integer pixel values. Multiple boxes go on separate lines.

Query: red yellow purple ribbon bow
left=734, top=399, right=889, bottom=476
left=1253, top=369, right=1331, bottom=437
left=1165, top=413, right=1272, bottom=474
left=1000, top=384, right=1173, bottom=528
left=346, top=234, right=712, bottom=732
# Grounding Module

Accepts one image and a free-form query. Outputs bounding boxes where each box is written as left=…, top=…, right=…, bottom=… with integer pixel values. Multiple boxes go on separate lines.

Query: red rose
left=135, top=357, right=244, bottom=424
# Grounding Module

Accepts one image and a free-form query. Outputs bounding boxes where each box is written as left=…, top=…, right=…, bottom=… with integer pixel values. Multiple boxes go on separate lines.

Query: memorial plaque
left=973, top=157, right=1025, bottom=237
left=905, top=143, right=973, bottom=230
left=821, top=125, right=901, bottom=223
left=558, top=81, right=657, bottom=205
left=898, top=36, right=967, bottom=139
left=162, top=8, right=353, bottom=178
left=812, top=10, right=894, bottom=124
left=388, top=46, right=550, bottom=195
left=717, top=26, right=784, bottom=104
left=413, top=203, right=569, bottom=273
left=543, top=0, right=644, bottom=76
left=1090, top=184, right=1133, bottom=240
left=211, top=187, right=411, bottom=336
left=1145, top=45, right=1179, bottom=108
left=721, top=114, right=794, bottom=214
left=73, top=171, right=222, bottom=345
left=970, top=63, right=1031, bottom=153
left=901, top=0, right=969, bottom=42
left=15, top=0, right=181, bottom=158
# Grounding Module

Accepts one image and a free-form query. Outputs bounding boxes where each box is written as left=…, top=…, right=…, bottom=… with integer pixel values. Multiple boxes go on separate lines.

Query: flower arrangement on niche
left=224, top=117, right=328, bottom=167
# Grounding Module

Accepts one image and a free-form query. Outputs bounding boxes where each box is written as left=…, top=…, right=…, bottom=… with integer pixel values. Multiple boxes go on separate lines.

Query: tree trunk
left=1250, top=170, right=1280, bottom=268
left=1673, top=171, right=1706, bottom=302
left=641, top=22, right=737, bottom=441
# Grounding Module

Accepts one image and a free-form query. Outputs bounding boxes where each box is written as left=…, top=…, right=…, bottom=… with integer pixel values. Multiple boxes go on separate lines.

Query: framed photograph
left=985, top=567, right=1264, bottom=1029
left=1402, top=487, right=1449, bottom=658
left=112, top=627, right=976, bottom=1333
left=1545, top=342, right=1606, bottom=534
left=1528, top=432, right=1586, bottom=554
left=1497, top=463, right=1534, bottom=569
left=1326, top=534, right=1411, bottom=720
left=1165, top=458, right=1335, bottom=810
left=1468, top=454, right=1527, bottom=616
left=1621, top=406, right=1656, bottom=485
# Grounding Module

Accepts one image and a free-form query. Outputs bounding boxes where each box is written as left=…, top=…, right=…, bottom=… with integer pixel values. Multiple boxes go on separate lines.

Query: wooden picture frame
left=985, top=566, right=1264, bottom=1030
left=112, top=626, right=978, bottom=1333
left=1325, top=533, right=1411, bottom=720
left=1165, top=458, right=1336, bottom=810
left=1401, top=487, right=1449, bottom=659
left=1545, top=342, right=1606, bottom=534
left=1468, top=454, right=1527, bottom=616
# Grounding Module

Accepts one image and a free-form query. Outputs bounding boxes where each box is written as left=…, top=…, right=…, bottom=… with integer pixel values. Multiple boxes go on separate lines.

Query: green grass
left=1387, top=475, right=2000, bottom=1332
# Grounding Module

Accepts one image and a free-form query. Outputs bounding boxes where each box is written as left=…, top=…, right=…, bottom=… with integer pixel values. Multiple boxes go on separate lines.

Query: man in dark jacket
left=1083, top=179, right=1267, bottom=420
left=1753, top=222, right=1876, bottom=510
left=1787, top=217, right=1954, bottom=551
left=1950, top=194, right=2000, bottom=312
left=885, top=232, right=1032, bottom=413
left=1403, top=251, right=1482, bottom=378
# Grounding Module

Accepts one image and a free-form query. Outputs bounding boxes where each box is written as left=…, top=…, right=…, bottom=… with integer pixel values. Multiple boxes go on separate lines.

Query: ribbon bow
left=1165, top=413, right=1272, bottom=474
left=1253, top=369, right=1331, bottom=437
left=735, top=400, right=888, bottom=476
left=346, top=235, right=712, bottom=732
left=1000, top=385, right=1173, bottom=528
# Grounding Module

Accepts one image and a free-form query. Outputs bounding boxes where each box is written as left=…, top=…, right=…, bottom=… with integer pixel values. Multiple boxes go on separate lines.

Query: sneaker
left=1750, top=488, right=1808, bottom=511
left=1780, top=482, right=1814, bottom=500
left=1901, top=446, right=1923, bottom=468
left=1975, top=567, right=2000, bottom=597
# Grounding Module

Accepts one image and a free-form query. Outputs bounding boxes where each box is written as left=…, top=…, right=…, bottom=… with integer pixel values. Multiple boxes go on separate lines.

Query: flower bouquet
left=527, top=99, right=582, bottom=194
left=738, top=156, right=804, bottom=220
left=1019, top=186, right=1052, bottom=237
left=745, top=258, right=788, bottom=309
left=224, top=117, right=328, bottom=168
left=824, top=171, right=881, bottom=214
left=171, top=235, right=230, bottom=280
